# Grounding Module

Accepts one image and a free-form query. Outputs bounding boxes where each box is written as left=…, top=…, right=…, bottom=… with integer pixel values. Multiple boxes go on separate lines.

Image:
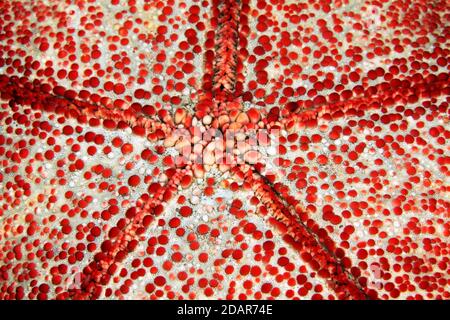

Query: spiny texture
left=0, top=0, right=449, bottom=300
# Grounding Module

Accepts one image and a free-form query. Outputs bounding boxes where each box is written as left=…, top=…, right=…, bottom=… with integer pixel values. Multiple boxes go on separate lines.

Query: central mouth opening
left=164, top=126, right=281, bottom=170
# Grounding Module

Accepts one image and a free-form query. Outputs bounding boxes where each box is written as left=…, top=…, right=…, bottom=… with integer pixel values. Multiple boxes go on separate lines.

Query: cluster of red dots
left=254, top=98, right=449, bottom=299
left=0, top=0, right=449, bottom=300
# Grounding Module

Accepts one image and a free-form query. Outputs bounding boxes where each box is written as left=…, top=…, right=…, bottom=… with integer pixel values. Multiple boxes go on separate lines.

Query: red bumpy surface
left=0, top=0, right=449, bottom=300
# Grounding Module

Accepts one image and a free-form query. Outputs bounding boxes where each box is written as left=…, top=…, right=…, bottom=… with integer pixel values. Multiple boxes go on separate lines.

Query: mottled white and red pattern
left=0, top=0, right=449, bottom=300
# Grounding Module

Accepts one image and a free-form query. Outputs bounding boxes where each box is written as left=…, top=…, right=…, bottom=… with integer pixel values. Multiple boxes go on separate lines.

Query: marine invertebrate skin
left=0, top=0, right=449, bottom=301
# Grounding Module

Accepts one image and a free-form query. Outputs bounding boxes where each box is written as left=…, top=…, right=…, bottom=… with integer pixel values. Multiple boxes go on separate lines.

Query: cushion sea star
left=0, top=0, right=449, bottom=300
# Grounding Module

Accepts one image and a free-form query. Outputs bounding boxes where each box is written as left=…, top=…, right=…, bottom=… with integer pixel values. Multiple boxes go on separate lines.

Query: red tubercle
left=63, top=170, right=186, bottom=300
left=0, top=75, right=173, bottom=141
left=197, top=0, right=250, bottom=120
left=241, top=166, right=376, bottom=300
left=283, top=72, right=449, bottom=129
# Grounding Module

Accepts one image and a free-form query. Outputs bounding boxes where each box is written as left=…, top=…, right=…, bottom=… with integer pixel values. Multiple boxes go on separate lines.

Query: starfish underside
left=0, top=0, right=449, bottom=300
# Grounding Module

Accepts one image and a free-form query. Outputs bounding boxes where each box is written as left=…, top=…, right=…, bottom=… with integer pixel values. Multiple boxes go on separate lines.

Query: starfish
left=0, top=0, right=449, bottom=300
